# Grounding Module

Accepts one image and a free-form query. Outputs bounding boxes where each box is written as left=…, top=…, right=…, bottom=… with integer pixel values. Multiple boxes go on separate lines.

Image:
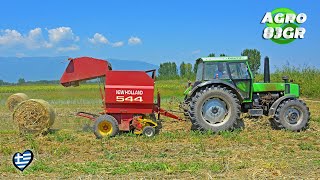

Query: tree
left=241, top=49, right=261, bottom=74
left=180, top=61, right=186, bottom=77
left=18, top=78, right=25, bottom=85
left=158, top=62, right=178, bottom=79
left=193, top=58, right=201, bottom=74
left=208, top=53, right=215, bottom=57
left=185, top=63, right=193, bottom=79
left=170, top=62, right=178, bottom=78
left=219, top=54, right=226, bottom=57
left=180, top=62, right=193, bottom=79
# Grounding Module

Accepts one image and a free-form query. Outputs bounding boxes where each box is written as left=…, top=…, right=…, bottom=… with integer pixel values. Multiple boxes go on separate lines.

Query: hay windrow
left=13, top=99, right=55, bottom=135
left=6, top=93, right=29, bottom=111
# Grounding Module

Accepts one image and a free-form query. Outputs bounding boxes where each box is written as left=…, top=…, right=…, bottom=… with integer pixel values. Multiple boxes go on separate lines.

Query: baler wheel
left=143, top=114, right=162, bottom=134
left=142, top=126, right=156, bottom=137
left=94, top=115, right=119, bottom=138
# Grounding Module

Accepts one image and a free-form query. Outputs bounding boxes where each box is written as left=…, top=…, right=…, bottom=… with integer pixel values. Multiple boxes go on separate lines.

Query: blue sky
left=0, top=0, right=319, bottom=69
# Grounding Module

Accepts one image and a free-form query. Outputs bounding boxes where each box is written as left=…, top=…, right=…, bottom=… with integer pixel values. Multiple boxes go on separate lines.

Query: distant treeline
left=157, top=49, right=261, bottom=80
left=0, top=78, right=97, bottom=85
left=0, top=78, right=61, bottom=85
left=158, top=62, right=194, bottom=80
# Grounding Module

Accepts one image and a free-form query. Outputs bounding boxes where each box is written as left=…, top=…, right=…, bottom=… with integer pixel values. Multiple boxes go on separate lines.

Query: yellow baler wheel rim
left=98, top=121, right=113, bottom=136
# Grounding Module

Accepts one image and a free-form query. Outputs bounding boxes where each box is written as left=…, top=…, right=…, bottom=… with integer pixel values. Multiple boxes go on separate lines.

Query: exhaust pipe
left=264, top=56, right=270, bottom=83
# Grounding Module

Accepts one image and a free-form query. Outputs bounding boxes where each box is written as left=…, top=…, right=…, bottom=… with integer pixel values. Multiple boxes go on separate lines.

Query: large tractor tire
left=271, top=99, right=310, bottom=131
left=188, top=86, right=242, bottom=132
left=181, top=96, right=191, bottom=120
left=94, top=115, right=119, bottom=138
left=182, top=97, right=198, bottom=130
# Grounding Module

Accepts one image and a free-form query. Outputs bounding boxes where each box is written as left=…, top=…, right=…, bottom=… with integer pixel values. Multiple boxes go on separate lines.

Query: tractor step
left=248, top=109, right=263, bottom=117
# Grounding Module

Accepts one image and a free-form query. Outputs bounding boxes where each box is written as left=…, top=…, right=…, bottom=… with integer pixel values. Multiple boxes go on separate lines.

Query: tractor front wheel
left=272, top=99, right=310, bottom=131
left=94, top=115, right=119, bottom=138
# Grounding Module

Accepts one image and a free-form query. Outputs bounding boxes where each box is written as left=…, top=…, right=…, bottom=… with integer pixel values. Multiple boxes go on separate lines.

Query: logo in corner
left=261, top=8, right=307, bottom=44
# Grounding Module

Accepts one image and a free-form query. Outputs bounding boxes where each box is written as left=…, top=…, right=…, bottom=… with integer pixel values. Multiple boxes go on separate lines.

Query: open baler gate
left=60, top=57, right=112, bottom=87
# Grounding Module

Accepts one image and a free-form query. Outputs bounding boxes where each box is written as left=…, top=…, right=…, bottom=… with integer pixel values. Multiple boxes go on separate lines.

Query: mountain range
left=0, top=57, right=159, bottom=83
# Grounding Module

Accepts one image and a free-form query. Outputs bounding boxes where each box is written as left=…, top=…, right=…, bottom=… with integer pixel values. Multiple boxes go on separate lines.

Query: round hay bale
left=6, top=93, right=29, bottom=111
left=13, top=99, right=55, bottom=135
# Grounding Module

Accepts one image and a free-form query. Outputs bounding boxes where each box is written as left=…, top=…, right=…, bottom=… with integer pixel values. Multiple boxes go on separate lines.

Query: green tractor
left=181, top=56, right=310, bottom=132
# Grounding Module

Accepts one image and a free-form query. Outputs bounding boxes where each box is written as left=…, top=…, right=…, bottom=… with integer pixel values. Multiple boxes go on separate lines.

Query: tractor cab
left=193, top=56, right=253, bottom=100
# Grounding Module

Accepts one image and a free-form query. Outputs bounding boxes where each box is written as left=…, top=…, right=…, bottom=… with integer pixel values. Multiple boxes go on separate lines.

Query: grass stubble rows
left=0, top=80, right=319, bottom=179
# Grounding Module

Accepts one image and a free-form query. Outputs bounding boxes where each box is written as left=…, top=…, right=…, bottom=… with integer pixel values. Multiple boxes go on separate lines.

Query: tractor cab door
left=227, top=62, right=252, bottom=100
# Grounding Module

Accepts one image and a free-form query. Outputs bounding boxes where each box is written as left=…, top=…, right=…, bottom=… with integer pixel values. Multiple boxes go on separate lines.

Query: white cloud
left=28, top=28, right=42, bottom=39
left=192, top=49, right=201, bottom=54
left=0, top=27, right=81, bottom=53
left=16, top=52, right=26, bottom=58
left=57, top=45, right=79, bottom=52
left=0, top=28, right=46, bottom=49
left=0, top=29, right=23, bottom=46
left=25, top=28, right=45, bottom=49
left=47, top=27, right=79, bottom=43
left=112, top=41, right=124, bottom=47
left=0, top=27, right=142, bottom=55
left=128, top=36, right=142, bottom=45
left=88, top=33, right=109, bottom=44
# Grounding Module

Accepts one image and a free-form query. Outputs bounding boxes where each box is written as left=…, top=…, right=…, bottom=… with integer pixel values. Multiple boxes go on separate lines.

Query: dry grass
left=0, top=83, right=319, bottom=179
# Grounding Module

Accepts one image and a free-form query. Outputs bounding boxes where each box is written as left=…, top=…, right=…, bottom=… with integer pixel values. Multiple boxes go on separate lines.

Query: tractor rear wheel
left=188, top=86, right=242, bottom=132
left=272, top=99, right=310, bottom=131
left=185, top=110, right=201, bottom=131
left=94, top=115, right=119, bottom=138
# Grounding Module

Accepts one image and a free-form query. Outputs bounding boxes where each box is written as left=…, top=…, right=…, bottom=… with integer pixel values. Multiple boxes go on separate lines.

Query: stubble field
left=0, top=80, right=319, bottom=179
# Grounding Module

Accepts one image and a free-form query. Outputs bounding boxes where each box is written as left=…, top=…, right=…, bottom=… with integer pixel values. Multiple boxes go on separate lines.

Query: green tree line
left=158, top=48, right=261, bottom=80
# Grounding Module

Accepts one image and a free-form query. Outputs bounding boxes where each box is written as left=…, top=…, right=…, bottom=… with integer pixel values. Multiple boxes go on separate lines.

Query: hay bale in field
left=6, top=93, right=29, bottom=111
left=13, top=99, right=55, bottom=135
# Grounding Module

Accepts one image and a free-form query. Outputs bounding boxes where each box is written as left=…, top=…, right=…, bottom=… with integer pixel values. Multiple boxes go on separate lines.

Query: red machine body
left=60, top=57, right=181, bottom=133
left=105, top=71, right=154, bottom=114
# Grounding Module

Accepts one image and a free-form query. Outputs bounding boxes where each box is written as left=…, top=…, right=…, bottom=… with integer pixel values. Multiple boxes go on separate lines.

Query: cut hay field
left=0, top=80, right=319, bottom=179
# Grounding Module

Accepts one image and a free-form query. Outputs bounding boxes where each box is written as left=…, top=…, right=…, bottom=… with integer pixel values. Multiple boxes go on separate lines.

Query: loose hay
left=13, top=99, right=55, bottom=135
left=6, top=93, right=29, bottom=111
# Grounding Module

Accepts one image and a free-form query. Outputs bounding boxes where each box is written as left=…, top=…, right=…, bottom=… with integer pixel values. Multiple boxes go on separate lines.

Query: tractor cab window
left=196, top=62, right=203, bottom=81
left=204, top=62, right=229, bottom=80
left=228, top=62, right=252, bottom=99
left=228, top=62, right=250, bottom=79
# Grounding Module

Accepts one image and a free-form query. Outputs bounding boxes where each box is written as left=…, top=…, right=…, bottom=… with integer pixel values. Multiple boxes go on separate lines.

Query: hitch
left=76, top=112, right=99, bottom=121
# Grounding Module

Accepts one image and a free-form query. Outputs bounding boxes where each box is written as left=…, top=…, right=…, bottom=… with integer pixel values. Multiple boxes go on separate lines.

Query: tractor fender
left=188, top=80, right=245, bottom=102
left=268, top=95, right=296, bottom=116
